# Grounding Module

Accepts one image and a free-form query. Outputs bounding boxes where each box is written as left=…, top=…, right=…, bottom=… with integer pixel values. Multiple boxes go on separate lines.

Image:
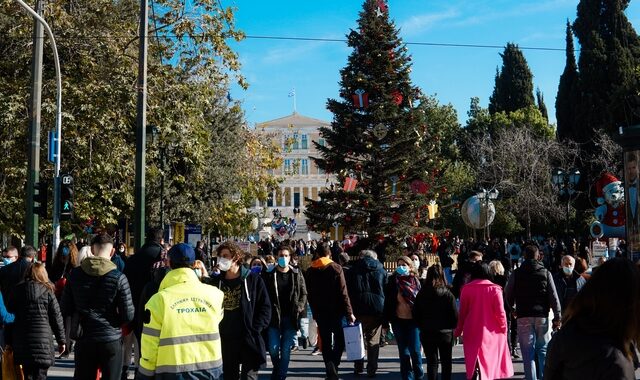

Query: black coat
left=205, top=266, right=272, bottom=369
left=545, top=321, right=636, bottom=380
left=413, top=286, right=458, bottom=331
left=61, top=257, right=135, bottom=343
left=344, top=257, right=387, bottom=317
left=0, top=258, right=32, bottom=303
left=264, top=266, right=307, bottom=329
left=7, top=281, right=65, bottom=368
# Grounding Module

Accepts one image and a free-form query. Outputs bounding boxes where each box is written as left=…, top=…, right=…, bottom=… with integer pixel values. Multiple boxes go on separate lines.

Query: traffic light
left=60, top=176, right=74, bottom=220
left=33, top=182, right=48, bottom=218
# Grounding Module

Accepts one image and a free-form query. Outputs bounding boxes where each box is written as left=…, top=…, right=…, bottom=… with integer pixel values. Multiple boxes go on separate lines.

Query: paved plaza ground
left=47, top=342, right=527, bottom=379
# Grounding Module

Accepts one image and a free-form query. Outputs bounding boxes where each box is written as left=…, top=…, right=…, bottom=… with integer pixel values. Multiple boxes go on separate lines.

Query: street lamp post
left=551, top=168, right=581, bottom=236
left=477, top=188, right=499, bottom=241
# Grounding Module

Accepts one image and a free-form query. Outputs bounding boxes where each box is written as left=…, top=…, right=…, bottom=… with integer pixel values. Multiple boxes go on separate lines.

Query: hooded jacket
left=8, top=280, right=65, bottom=368
left=344, top=256, right=387, bottom=316
left=305, top=257, right=353, bottom=320
left=205, top=266, right=271, bottom=369
left=61, top=256, right=134, bottom=343
left=264, top=265, right=307, bottom=329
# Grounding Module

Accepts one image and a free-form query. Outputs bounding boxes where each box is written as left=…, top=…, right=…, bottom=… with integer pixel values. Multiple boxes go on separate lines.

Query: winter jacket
left=138, top=268, right=224, bottom=380
left=413, top=285, right=458, bottom=331
left=124, top=241, right=163, bottom=332
left=305, top=257, right=353, bottom=320
left=383, top=273, right=421, bottom=324
left=544, top=320, right=635, bottom=380
left=61, top=256, right=134, bottom=343
left=505, top=259, right=561, bottom=319
left=8, top=280, right=65, bottom=368
left=137, top=267, right=169, bottom=337
left=205, top=266, right=271, bottom=369
left=553, top=271, right=586, bottom=312
left=0, top=258, right=32, bottom=303
left=264, top=266, right=307, bottom=329
left=344, top=256, right=386, bottom=317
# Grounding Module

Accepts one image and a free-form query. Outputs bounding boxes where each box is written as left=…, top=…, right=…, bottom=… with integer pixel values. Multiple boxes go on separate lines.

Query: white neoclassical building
left=251, top=112, right=336, bottom=234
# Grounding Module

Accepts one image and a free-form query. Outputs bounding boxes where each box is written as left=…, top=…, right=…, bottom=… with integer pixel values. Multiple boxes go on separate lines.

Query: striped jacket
left=138, top=267, right=224, bottom=380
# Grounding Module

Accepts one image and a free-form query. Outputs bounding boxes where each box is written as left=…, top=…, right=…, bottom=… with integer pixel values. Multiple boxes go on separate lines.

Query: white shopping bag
left=343, top=322, right=365, bottom=361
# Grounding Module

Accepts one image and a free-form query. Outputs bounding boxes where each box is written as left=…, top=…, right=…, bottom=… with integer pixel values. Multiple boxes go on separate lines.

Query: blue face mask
left=2, top=258, right=12, bottom=266
left=251, top=266, right=262, bottom=274
left=277, top=256, right=289, bottom=268
left=396, top=265, right=409, bottom=276
left=62, top=247, right=70, bottom=257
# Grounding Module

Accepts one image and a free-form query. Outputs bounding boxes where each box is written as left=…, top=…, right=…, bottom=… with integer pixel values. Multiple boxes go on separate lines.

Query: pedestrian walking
left=205, top=241, right=271, bottom=380
left=552, top=255, right=586, bottom=312
left=62, top=233, right=135, bottom=380
left=306, top=242, right=355, bottom=380
left=454, top=262, right=514, bottom=380
left=137, top=243, right=224, bottom=379
left=7, top=262, right=64, bottom=380
left=384, top=256, right=423, bottom=380
left=345, top=249, right=387, bottom=378
left=544, top=258, right=640, bottom=380
left=505, top=244, right=561, bottom=380
left=413, top=264, right=457, bottom=380
left=264, top=245, right=307, bottom=380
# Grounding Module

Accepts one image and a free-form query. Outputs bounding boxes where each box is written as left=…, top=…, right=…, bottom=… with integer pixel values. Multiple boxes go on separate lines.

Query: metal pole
left=18, top=0, right=63, bottom=252
left=134, top=0, right=149, bottom=251
left=160, top=147, right=165, bottom=229
left=24, top=0, right=44, bottom=247
left=566, top=198, right=570, bottom=237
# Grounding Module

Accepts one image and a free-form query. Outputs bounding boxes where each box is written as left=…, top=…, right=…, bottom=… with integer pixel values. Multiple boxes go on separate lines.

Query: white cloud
left=399, top=9, right=460, bottom=35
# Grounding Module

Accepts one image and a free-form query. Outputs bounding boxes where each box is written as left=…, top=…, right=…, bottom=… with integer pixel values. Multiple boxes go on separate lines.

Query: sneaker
left=311, top=347, right=321, bottom=356
left=291, top=346, right=299, bottom=352
left=511, top=349, right=520, bottom=359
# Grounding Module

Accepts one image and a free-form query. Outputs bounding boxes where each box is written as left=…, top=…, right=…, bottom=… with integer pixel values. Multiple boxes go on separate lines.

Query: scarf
left=396, top=274, right=421, bottom=307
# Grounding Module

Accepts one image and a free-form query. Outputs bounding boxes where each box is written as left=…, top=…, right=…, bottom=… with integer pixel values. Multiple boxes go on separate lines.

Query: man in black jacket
left=345, top=249, right=387, bottom=378
left=552, top=255, right=586, bottom=312
left=0, top=245, right=36, bottom=303
left=62, top=233, right=134, bottom=380
left=123, top=227, right=164, bottom=344
left=505, top=245, right=561, bottom=380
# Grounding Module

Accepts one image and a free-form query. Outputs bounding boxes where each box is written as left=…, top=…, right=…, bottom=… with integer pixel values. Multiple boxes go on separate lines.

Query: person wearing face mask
left=204, top=241, right=271, bottom=380
left=552, top=255, right=585, bottom=313
left=264, top=246, right=307, bottom=380
left=265, top=255, right=277, bottom=273
left=249, top=256, right=267, bottom=275
left=1, top=246, right=19, bottom=268
left=383, top=255, right=423, bottom=380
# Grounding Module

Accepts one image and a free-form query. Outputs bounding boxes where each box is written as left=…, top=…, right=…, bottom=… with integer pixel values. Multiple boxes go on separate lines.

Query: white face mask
left=413, top=259, right=420, bottom=270
left=217, top=257, right=232, bottom=272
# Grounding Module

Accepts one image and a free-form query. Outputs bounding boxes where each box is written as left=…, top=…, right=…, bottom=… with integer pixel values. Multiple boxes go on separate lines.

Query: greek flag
left=288, top=89, right=296, bottom=97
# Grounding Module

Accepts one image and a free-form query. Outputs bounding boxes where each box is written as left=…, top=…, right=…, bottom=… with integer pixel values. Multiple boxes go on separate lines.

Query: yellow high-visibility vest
left=139, top=268, right=224, bottom=379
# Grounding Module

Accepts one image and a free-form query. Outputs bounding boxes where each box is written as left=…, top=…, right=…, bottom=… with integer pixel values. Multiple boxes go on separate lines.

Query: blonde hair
left=489, top=260, right=505, bottom=277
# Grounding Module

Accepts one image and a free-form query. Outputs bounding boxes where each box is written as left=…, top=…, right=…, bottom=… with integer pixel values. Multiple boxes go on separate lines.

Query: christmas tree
left=305, top=0, right=449, bottom=240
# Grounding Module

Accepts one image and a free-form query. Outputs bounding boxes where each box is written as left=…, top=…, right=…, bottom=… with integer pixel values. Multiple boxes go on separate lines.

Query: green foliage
left=0, top=0, right=275, bottom=237
left=572, top=0, right=640, bottom=138
left=556, top=20, right=579, bottom=141
left=488, top=43, right=536, bottom=115
left=536, top=88, right=548, bottom=122
left=305, top=0, right=460, bottom=238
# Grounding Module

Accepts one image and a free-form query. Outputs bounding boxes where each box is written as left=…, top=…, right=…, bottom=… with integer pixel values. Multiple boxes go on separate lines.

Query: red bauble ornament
left=355, top=163, right=363, bottom=171
left=442, top=187, right=447, bottom=193
left=345, top=215, right=352, bottom=222
left=391, top=90, right=403, bottom=105
left=363, top=200, right=369, bottom=207
left=392, top=213, right=400, bottom=224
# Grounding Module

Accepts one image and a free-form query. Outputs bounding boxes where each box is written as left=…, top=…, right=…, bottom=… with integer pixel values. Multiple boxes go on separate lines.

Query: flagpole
left=293, top=88, right=297, bottom=113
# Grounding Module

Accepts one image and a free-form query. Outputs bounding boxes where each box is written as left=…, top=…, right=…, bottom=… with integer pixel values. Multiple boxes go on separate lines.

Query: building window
left=292, top=133, right=299, bottom=150
left=317, top=138, right=325, bottom=147
left=301, top=134, right=308, bottom=149
left=284, top=159, right=292, bottom=175
left=301, top=159, right=309, bottom=175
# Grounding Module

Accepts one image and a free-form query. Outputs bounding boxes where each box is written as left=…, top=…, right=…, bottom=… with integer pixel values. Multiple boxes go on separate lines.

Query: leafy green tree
left=0, top=0, right=274, bottom=237
left=488, top=43, right=536, bottom=115
left=573, top=0, right=640, bottom=138
left=555, top=20, right=579, bottom=141
left=536, top=88, right=548, bottom=122
left=305, top=0, right=459, bottom=239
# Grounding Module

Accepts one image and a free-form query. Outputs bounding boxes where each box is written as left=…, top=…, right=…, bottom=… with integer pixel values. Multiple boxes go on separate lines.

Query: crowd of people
left=0, top=230, right=637, bottom=380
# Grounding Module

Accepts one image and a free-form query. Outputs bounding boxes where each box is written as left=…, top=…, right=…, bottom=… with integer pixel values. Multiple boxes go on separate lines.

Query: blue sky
left=227, top=0, right=640, bottom=128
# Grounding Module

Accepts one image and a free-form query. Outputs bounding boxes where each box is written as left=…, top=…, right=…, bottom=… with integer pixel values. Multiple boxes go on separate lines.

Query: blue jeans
left=268, top=316, right=297, bottom=380
left=517, top=317, right=550, bottom=380
left=392, top=319, right=424, bottom=380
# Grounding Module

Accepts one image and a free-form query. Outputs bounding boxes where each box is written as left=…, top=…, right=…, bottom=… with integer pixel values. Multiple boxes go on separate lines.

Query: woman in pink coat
left=454, top=262, right=513, bottom=380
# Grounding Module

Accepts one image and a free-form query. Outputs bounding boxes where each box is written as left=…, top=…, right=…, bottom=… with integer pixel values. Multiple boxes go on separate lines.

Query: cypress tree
left=536, top=88, right=549, bottom=122
left=488, top=43, right=536, bottom=114
left=555, top=20, right=579, bottom=141
left=573, top=0, right=640, bottom=137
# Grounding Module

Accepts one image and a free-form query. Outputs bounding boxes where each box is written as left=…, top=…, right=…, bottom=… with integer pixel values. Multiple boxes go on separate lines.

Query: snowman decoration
left=590, top=172, right=626, bottom=238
